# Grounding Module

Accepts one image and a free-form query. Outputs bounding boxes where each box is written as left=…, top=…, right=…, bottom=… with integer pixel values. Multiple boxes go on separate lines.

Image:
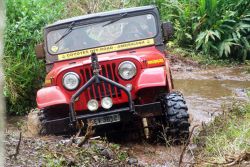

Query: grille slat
left=94, top=83, right=100, bottom=100
left=81, top=63, right=121, bottom=101
left=80, top=70, right=90, bottom=100
left=85, top=69, right=95, bottom=99
left=112, top=63, right=121, bottom=97
left=101, top=66, right=111, bottom=97
left=110, top=63, right=118, bottom=97
left=107, top=64, right=116, bottom=98
left=89, top=69, right=99, bottom=100
left=99, top=68, right=106, bottom=97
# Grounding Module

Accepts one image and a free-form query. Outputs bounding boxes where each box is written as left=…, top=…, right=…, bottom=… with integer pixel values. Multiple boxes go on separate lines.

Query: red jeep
left=34, top=6, right=190, bottom=141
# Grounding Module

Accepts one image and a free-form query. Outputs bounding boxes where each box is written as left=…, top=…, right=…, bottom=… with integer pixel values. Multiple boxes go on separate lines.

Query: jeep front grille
left=80, top=63, right=122, bottom=101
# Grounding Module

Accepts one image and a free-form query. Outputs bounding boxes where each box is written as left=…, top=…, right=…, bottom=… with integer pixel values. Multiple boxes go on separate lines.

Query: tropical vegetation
left=141, top=0, right=250, bottom=61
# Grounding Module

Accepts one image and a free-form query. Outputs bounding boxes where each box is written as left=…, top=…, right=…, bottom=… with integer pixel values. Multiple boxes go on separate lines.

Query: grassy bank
left=194, top=100, right=250, bottom=166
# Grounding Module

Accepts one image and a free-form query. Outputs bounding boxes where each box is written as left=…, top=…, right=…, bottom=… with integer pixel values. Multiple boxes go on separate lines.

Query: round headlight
left=87, top=99, right=99, bottom=111
left=101, top=97, right=113, bottom=109
left=62, top=72, right=80, bottom=90
left=118, top=61, right=137, bottom=80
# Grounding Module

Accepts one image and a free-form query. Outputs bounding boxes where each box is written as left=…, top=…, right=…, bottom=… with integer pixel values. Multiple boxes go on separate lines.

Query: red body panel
left=136, top=67, right=166, bottom=90
left=37, top=86, right=69, bottom=109
left=37, top=46, right=172, bottom=111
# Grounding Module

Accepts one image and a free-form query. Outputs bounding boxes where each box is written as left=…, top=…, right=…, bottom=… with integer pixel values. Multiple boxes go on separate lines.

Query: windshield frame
left=45, top=12, right=160, bottom=56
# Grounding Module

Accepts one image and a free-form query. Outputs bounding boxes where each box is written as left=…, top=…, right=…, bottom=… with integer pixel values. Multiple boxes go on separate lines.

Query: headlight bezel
left=118, top=61, right=137, bottom=80
left=62, top=72, right=80, bottom=90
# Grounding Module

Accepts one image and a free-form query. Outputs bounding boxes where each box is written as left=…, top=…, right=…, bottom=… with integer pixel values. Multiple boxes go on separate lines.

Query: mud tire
left=27, top=109, right=47, bottom=136
left=161, top=91, right=190, bottom=144
left=27, top=109, right=70, bottom=135
left=38, top=110, right=49, bottom=135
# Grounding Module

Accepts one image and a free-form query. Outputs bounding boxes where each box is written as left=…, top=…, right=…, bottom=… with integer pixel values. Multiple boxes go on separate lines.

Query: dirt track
left=5, top=56, right=250, bottom=166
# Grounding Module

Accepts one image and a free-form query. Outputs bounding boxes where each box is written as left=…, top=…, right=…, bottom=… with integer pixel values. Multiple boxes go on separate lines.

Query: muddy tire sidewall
left=161, top=91, right=190, bottom=144
left=27, top=109, right=43, bottom=136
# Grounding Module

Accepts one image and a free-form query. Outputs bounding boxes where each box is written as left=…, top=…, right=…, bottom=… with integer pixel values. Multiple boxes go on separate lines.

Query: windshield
left=47, top=14, right=157, bottom=54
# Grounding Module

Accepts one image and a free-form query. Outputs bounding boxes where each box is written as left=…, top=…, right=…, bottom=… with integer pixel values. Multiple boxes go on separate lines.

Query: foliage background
left=141, top=0, right=250, bottom=61
left=4, top=0, right=250, bottom=114
left=0, top=0, right=6, bottom=165
left=4, top=0, right=67, bottom=114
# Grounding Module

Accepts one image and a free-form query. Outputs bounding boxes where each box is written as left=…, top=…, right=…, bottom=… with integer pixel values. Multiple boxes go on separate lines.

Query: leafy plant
left=195, top=0, right=250, bottom=61
left=4, top=0, right=66, bottom=114
left=140, top=0, right=250, bottom=61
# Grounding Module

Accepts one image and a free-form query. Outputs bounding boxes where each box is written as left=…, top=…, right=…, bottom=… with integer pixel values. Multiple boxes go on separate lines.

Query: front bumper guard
left=69, top=54, right=135, bottom=128
left=43, top=102, right=161, bottom=135
left=46, top=101, right=162, bottom=127
left=69, top=74, right=135, bottom=123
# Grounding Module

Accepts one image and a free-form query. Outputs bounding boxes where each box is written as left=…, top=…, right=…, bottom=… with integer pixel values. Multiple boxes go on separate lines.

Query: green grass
left=195, top=101, right=250, bottom=165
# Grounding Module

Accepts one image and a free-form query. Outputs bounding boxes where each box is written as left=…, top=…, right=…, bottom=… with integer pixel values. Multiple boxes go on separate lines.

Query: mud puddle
left=174, top=67, right=250, bottom=125
left=124, top=67, right=250, bottom=166
left=5, top=66, right=250, bottom=166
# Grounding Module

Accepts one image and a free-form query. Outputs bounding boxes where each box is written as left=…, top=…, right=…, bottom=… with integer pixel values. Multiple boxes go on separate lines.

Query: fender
left=135, top=66, right=167, bottom=91
left=36, top=86, right=69, bottom=109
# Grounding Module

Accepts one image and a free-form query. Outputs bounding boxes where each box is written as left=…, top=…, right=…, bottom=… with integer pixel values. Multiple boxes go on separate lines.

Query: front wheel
left=27, top=109, right=47, bottom=136
left=161, top=91, right=190, bottom=143
left=27, top=108, right=70, bottom=136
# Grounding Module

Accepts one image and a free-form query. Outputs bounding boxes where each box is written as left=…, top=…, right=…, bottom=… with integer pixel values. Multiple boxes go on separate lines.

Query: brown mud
left=5, top=56, right=250, bottom=166
left=120, top=58, right=250, bottom=166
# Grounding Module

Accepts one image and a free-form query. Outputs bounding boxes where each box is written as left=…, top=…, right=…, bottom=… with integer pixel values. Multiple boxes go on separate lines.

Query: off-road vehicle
left=33, top=6, right=190, bottom=141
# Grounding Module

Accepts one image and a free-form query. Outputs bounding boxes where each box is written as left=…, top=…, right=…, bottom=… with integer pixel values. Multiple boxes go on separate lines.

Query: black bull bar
left=69, top=73, right=136, bottom=126
left=66, top=53, right=162, bottom=128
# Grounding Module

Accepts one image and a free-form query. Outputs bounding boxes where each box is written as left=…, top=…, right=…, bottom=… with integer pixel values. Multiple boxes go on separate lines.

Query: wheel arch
left=36, top=86, right=70, bottom=109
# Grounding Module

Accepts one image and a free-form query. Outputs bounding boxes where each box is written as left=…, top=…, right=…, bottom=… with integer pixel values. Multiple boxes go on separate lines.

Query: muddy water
left=175, top=68, right=250, bottom=124
left=127, top=67, right=250, bottom=166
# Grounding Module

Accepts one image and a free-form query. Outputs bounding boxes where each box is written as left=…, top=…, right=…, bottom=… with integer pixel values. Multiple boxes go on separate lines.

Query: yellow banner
left=58, top=38, right=155, bottom=60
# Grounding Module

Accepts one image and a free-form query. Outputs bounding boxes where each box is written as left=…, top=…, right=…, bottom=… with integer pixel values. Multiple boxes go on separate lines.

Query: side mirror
left=162, top=22, right=174, bottom=42
left=35, top=43, right=45, bottom=59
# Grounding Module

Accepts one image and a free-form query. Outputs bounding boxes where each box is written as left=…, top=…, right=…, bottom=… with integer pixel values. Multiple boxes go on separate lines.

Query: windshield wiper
left=102, top=13, right=127, bottom=27
left=54, top=21, right=75, bottom=44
